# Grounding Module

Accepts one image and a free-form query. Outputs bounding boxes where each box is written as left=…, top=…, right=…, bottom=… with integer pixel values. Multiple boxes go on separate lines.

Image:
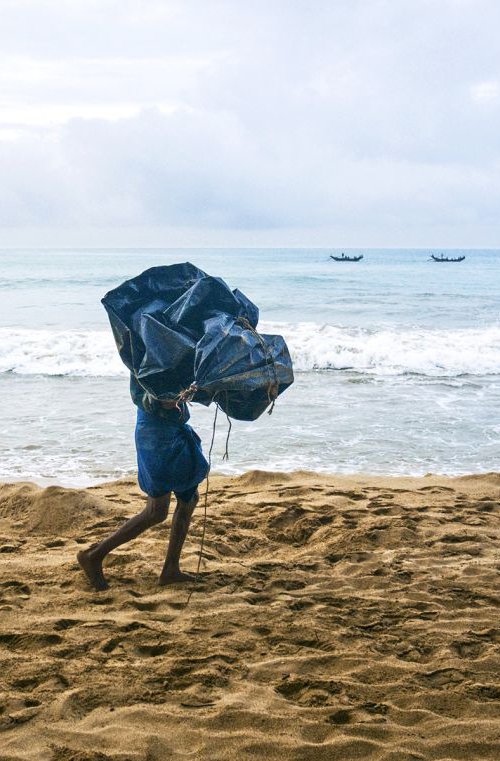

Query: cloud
left=471, top=81, right=499, bottom=102
left=1, top=0, right=500, bottom=244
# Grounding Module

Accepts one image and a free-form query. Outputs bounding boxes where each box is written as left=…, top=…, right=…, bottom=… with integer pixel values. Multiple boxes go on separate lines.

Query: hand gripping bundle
left=102, top=262, right=294, bottom=421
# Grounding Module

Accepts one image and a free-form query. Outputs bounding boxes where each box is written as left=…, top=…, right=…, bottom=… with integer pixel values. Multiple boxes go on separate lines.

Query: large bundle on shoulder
left=102, top=262, right=294, bottom=421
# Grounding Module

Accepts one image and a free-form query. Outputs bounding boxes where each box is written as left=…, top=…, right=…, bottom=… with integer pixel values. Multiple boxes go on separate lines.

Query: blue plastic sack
left=102, top=262, right=294, bottom=421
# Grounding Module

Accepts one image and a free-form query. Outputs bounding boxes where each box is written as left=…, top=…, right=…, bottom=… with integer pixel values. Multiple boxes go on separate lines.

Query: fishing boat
left=430, top=254, right=466, bottom=262
left=330, top=253, right=364, bottom=262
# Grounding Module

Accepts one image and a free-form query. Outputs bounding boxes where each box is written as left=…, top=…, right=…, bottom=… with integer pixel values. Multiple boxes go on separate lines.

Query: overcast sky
left=1, top=0, right=499, bottom=247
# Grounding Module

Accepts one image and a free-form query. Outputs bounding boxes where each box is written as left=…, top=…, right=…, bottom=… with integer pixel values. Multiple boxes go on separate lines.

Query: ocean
left=1, top=248, right=499, bottom=486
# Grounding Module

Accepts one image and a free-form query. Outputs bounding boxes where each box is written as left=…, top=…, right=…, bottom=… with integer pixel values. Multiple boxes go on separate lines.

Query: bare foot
left=158, top=569, right=197, bottom=586
left=77, top=548, right=109, bottom=591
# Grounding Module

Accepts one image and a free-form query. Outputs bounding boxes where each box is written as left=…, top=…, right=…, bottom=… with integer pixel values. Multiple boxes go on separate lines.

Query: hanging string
left=175, top=318, right=279, bottom=609
left=182, top=401, right=220, bottom=609
left=195, top=401, right=219, bottom=578
left=223, top=413, right=232, bottom=461
left=222, top=390, right=232, bottom=461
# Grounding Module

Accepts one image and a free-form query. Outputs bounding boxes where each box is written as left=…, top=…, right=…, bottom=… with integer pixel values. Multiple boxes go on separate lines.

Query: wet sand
left=1, top=470, right=499, bottom=760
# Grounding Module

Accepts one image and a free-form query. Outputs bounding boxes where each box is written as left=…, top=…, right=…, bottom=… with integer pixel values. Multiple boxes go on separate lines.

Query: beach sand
left=0, top=470, right=499, bottom=760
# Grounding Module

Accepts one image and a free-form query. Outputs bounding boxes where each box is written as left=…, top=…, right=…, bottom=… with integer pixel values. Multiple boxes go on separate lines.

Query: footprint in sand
left=127, top=599, right=159, bottom=611
left=289, top=599, right=314, bottom=611
left=0, top=632, right=63, bottom=650
left=88, top=518, right=122, bottom=530
left=135, top=643, right=170, bottom=657
left=417, top=668, right=465, bottom=689
left=327, top=708, right=353, bottom=724
left=418, top=485, right=456, bottom=493
left=468, top=684, right=500, bottom=701
left=10, top=671, right=58, bottom=690
left=477, top=500, right=497, bottom=512
left=118, top=621, right=150, bottom=633
left=101, top=636, right=123, bottom=653
left=329, top=490, right=366, bottom=501
left=275, top=676, right=342, bottom=707
left=88, top=595, right=114, bottom=606
left=1, top=579, right=31, bottom=594
left=1, top=704, right=41, bottom=728
left=269, top=579, right=307, bottom=591
left=0, top=543, right=21, bottom=553
left=450, top=639, right=485, bottom=659
left=0, top=580, right=31, bottom=604
left=53, top=619, right=82, bottom=631
left=326, top=553, right=344, bottom=564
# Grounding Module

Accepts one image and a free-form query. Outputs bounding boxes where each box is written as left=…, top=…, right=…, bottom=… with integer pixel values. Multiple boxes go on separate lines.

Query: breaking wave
left=269, top=322, right=500, bottom=376
left=0, top=323, right=499, bottom=378
left=0, top=328, right=124, bottom=377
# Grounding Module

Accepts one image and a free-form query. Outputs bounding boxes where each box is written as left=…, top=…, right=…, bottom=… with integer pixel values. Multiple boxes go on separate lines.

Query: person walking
left=77, top=375, right=209, bottom=591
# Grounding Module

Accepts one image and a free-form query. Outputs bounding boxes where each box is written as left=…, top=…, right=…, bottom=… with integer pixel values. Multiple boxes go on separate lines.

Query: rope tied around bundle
left=175, top=382, right=199, bottom=411
left=173, top=317, right=280, bottom=419
left=236, top=317, right=279, bottom=414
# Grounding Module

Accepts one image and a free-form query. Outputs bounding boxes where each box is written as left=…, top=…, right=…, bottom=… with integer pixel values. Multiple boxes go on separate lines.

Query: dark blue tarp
left=102, top=262, right=293, bottom=421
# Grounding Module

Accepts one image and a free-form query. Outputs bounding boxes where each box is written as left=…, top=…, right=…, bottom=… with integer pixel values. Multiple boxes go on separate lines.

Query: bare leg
left=77, top=494, right=170, bottom=591
left=159, top=491, right=199, bottom=585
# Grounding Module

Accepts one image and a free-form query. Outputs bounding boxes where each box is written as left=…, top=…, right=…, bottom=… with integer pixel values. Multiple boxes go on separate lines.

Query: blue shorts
left=135, top=408, right=209, bottom=501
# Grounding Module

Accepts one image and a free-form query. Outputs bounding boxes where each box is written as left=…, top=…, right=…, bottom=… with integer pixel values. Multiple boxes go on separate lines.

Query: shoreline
left=2, top=467, right=500, bottom=491
left=1, top=470, right=499, bottom=759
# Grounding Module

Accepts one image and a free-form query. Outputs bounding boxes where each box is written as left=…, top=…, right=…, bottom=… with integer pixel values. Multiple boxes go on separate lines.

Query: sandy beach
left=1, top=470, right=499, bottom=760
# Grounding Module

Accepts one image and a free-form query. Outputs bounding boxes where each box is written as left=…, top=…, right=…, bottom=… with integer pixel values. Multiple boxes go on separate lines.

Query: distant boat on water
left=430, top=254, right=466, bottom=262
left=330, top=253, right=364, bottom=262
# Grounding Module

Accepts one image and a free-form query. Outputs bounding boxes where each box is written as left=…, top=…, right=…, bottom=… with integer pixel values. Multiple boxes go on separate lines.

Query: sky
left=0, top=0, right=499, bottom=248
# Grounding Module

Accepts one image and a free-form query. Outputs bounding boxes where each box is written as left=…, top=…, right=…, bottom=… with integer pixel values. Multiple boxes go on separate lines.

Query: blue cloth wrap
left=135, top=408, right=209, bottom=500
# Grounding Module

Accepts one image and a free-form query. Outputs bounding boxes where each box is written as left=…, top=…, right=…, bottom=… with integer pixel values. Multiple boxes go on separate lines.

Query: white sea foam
left=263, top=322, right=500, bottom=376
left=0, top=328, right=125, bottom=377
left=0, top=323, right=499, bottom=378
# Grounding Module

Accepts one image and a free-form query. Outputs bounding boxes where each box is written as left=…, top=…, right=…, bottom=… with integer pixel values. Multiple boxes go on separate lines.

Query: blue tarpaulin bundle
left=102, top=262, right=294, bottom=421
